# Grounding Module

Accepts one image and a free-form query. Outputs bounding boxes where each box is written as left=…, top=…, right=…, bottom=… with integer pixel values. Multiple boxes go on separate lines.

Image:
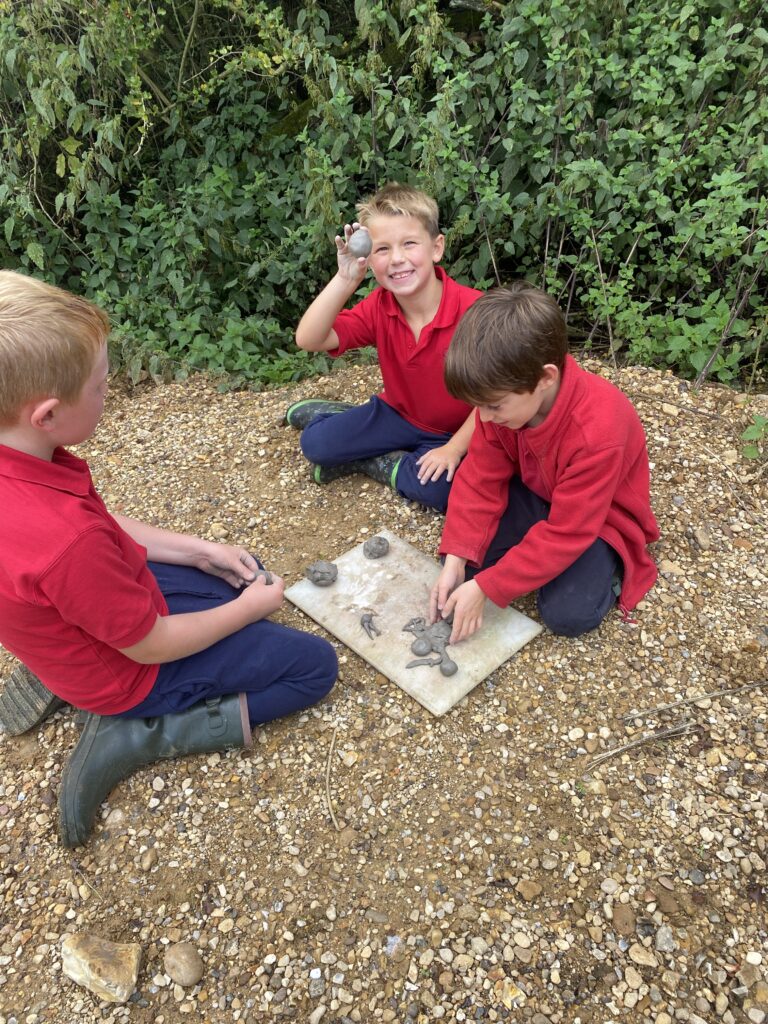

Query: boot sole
left=59, top=713, right=105, bottom=848
left=285, top=400, right=354, bottom=430
left=0, top=665, right=66, bottom=736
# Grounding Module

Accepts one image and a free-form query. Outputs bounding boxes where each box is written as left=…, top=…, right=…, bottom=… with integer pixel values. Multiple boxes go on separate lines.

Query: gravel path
left=0, top=360, right=766, bottom=1024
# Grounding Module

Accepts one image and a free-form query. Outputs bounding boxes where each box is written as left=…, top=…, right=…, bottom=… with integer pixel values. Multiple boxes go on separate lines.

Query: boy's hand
left=196, top=542, right=260, bottom=589
left=443, top=580, right=485, bottom=644
left=335, top=222, right=370, bottom=284
left=429, top=555, right=466, bottom=622
left=417, top=442, right=463, bottom=484
left=237, top=572, right=285, bottom=620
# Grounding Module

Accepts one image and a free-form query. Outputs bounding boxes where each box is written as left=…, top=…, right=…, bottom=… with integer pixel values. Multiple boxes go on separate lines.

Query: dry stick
left=622, top=680, right=768, bottom=720
left=588, top=721, right=700, bottom=769
left=693, top=250, right=768, bottom=389
left=699, top=442, right=765, bottom=524
left=72, top=865, right=104, bottom=903
left=325, top=723, right=342, bottom=832
left=629, top=391, right=725, bottom=422
left=589, top=227, right=618, bottom=370
left=177, top=0, right=201, bottom=95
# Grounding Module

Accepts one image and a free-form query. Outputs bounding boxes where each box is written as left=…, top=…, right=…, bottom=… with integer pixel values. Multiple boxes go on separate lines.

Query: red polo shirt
left=0, top=445, right=164, bottom=714
left=332, top=266, right=482, bottom=435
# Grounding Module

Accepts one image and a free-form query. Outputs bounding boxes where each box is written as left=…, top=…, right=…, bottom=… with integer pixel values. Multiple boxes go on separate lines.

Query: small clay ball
left=411, top=637, right=432, bottom=657
left=347, top=227, right=372, bottom=258
left=363, top=535, right=389, bottom=559
left=254, top=568, right=273, bottom=585
left=440, top=658, right=458, bottom=677
left=305, top=560, right=338, bottom=587
left=164, top=942, right=204, bottom=987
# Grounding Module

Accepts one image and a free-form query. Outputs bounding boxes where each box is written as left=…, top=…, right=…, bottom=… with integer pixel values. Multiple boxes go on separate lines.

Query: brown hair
left=356, top=182, right=440, bottom=238
left=445, top=282, right=568, bottom=401
left=0, top=270, right=109, bottom=426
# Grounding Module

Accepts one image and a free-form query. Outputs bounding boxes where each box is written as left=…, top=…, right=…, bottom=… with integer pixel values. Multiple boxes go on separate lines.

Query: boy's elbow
left=118, top=618, right=165, bottom=664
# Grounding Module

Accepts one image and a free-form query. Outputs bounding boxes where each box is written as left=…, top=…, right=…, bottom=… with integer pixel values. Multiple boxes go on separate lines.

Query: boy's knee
left=299, top=421, right=325, bottom=463
left=537, top=593, right=610, bottom=637
left=312, top=640, right=338, bottom=697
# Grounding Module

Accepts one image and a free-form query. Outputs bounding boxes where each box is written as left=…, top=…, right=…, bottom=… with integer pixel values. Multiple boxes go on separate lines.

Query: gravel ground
left=0, top=359, right=766, bottom=1024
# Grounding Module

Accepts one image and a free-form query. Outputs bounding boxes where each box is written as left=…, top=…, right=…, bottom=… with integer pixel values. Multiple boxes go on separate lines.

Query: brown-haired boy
left=0, top=270, right=336, bottom=846
left=285, top=182, right=482, bottom=512
left=430, top=282, right=659, bottom=641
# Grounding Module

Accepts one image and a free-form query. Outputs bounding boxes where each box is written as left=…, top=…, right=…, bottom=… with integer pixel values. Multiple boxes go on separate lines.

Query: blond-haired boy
left=285, top=182, right=482, bottom=512
left=0, top=270, right=336, bottom=846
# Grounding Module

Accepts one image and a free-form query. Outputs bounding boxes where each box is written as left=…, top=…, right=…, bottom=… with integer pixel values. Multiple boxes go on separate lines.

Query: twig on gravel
left=72, top=864, right=104, bottom=903
left=622, top=680, right=768, bottom=720
left=700, top=443, right=765, bottom=523
left=628, top=391, right=725, bottom=422
left=588, top=721, right=700, bottom=768
left=325, top=723, right=342, bottom=832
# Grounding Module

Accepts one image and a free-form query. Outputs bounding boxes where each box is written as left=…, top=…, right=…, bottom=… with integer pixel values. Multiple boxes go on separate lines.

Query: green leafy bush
left=0, top=0, right=765, bottom=389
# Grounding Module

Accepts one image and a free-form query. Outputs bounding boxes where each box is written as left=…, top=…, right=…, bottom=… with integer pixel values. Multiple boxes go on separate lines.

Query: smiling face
left=365, top=214, right=445, bottom=299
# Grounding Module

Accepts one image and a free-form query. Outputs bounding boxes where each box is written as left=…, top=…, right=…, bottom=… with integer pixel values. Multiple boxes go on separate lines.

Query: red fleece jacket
left=439, top=355, right=659, bottom=610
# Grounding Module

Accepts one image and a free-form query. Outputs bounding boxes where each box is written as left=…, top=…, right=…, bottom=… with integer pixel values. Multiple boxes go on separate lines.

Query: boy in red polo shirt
left=285, top=182, right=482, bottom=513
left=430, top=283, right=659, bottom=640
left=0, top=270, right=337, bottom=846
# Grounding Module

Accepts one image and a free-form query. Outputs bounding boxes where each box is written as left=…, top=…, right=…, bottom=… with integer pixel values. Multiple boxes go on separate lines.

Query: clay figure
left=305, top=560, right=338, bottom=587
left=363, top=535, right=389, bottom=559
left=347, top=227, right=372, bottom=258
left=402, top=616, right=459, bottom=676
left=360, top=612, right=381, bottom=640
left=253, top=568, right=273, bottom=585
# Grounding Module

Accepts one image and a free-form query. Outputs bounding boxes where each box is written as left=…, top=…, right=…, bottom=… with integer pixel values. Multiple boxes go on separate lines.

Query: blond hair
left=0, top=270, right=109, bottom=426
left=356, top=182, right=440, bottom=238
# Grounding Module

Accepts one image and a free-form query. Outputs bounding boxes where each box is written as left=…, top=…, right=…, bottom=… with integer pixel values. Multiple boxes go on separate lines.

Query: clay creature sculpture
left=360, top=612, right=381, bottom=640
left=402, top=617, right=458, bottom=677
left=305, top=560, right=338, bottom=587
left=347, top=227, right=372, bottom=258
left=363, top=535, right=389, bottom=559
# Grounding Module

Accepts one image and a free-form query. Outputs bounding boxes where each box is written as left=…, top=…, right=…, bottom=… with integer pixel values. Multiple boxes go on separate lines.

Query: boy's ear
left=538, top=364, right=560, bottom=390
left=432, top=233, right=445, bottom=263
left=29, top=397, right=61, bottom=431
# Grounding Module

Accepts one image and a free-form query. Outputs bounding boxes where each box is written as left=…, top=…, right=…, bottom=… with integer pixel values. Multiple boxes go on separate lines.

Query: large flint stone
left=61, top=932, right=141, bottom=1003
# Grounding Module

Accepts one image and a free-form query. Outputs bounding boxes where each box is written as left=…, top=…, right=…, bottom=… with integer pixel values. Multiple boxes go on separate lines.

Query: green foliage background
left=0, top=0, right=766, bottom=388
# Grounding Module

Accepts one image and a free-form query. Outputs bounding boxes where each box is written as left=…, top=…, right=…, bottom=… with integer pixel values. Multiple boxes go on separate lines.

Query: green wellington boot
left=59, top=694, right=252, bottom=847
left=0, top=664, right=66, bottom=736
left=312, top=450, right=406, bottom=488
left=284, top=399, right=355, bottom=430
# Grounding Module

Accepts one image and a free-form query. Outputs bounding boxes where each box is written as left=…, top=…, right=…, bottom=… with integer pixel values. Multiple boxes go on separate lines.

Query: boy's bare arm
left=119, top=574, right=285, bottom=664
left=114, top=514, right=258, bottom=589
left=295, top=224, right=369, bottom=351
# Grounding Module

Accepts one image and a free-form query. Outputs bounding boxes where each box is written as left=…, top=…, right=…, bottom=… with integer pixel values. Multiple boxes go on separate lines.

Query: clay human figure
left=305, top=560, right=338, bottom=587
left=360, top=612, right=381, bottom=639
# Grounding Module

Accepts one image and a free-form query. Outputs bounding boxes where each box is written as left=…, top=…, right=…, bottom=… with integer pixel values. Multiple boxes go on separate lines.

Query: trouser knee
left=537, top=593, right=613, bottom=637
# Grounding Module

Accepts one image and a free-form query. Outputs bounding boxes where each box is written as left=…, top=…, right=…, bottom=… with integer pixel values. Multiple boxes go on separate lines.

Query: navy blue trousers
left=121, top=563, right=337, bottom=725
left=465, top=478, right=621, bottom=637
left=300, top=395, right=455, bottom=512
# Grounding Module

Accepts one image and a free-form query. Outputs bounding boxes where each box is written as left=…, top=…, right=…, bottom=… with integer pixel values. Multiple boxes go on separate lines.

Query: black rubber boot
left=0, top=664, right=66, bottom=736
left=284, top=399, right=355, bottom=430
left=312, top=451, right=406, bottom=488
left=58, top=694, right=252, bottom=847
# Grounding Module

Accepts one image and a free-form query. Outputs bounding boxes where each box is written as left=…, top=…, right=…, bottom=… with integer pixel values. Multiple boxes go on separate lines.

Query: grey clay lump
left=305, top=560, right=338, bottom=587
left=363, top=535, right=389, bottom=559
